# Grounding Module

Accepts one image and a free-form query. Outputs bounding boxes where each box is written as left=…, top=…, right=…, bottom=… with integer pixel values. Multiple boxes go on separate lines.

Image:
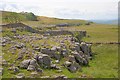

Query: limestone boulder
left=37, top=54, right=51, bottom=68
left=73, top=51, right=83, bottom=64
left=67, top=62, right=80, bottom=73
left=69, top=55, right=76, bottom=62
left=20, top=59, right=30, bottom=69
left=61, top=49, right=68, bottom=57
left=27, top=65, right=36, bottom=71
left=15, top=43, right=26, bottom=49
left=16, top=73, right=25, bottom=78
left=80, top=42, right=92, bottom=56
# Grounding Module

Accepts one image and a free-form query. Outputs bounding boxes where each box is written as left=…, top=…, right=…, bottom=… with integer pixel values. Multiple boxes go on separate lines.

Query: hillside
left=1, top=11, right=89, bottom=27
left=0, top=11, right=118, bottom=79
left=1, top=11, right=37, bottom=24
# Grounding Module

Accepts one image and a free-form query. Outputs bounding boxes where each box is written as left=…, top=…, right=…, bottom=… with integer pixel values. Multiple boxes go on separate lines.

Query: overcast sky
left=0, top=0, right=119, bottom=20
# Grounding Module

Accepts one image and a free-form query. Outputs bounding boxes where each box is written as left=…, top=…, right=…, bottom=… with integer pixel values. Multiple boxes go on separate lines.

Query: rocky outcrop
left=20, top=59, right=31, bottom=69
left=37, top=54, right=51, bottom=68
left=80, top=42, right=92, bottom=57
left=64, top=61, right=80, bottom=73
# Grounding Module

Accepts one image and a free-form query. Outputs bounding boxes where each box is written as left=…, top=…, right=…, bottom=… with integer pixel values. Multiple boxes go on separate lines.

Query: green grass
left=63, top=24, right=118, bottom=42
left=1, top=11, right=118, bottom=78
left=1, top=11, right=37, bottom=24
left=2, top=25, right=118, bottom=78
left=2, top=44, right=118, bottom=78
left=42, top=44, right=118, bottom=78
left=82, top=44, right=118, bottom=78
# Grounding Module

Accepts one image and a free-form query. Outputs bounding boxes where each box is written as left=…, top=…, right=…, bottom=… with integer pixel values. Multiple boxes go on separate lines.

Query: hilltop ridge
left=1, top=11, right=89, bottom=26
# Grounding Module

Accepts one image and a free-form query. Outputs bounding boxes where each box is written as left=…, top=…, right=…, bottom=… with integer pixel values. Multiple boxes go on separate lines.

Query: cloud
left=0, top=0, right=119, bottom=20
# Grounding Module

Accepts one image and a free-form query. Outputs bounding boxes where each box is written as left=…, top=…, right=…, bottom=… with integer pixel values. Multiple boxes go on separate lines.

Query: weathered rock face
left=1, top=37, right=11, bottom=47
left=41, top=48, right=50, bottom=54
left=37, top=68, right=43, bottom=73
left=72, top=51, right=89, bottom=65
left=64, top=61, right=80, bottom=73
left=20, top=59, right=38, bottom=71
left=16, top=73, right=25, bottom=78
left=14, top=67, right=19, bottom=73
left=20, top=59, right=30, bottom=69
left=15, top=43, right=26, bottom=49
left=50, top=64, right=60, bottom=70
left=27, top=59, right=37, bottom=71
left=2, top=59, right=8, bottom=66
left=69, top=55, right=76, bottom=62
left=8, top=66, right=19, bottom=73
left=27, top=65, right=36, bottom=71
left=61, top=49, right=68, bottom=57
left=73, top=51, right=83, bottom=65
left=41, top=47, right=61, bottom=60
left=32, top=45, right=40, bottom=52
left=56, top=23, right=69, bottom=27
left=17, top=48, right=27, bottom=60
left=80, top=42, right=92, bottom=57
left=37, top=54, right=51, bottom=68
left=11, top=28, right=16, bottom=33
left=68, top=62, right=80, bottom=73
left=74, top=42, right=80, bottom=51
left=54, top=75, right=67, bottom=79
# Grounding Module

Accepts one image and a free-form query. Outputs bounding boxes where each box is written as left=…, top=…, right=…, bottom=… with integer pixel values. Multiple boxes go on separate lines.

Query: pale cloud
left=0, top=0, right=119, bottom=20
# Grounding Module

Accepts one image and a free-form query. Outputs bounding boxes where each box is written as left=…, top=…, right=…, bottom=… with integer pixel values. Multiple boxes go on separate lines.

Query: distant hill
left=91, top=20, right=118, bottom=25
left=37, top=16, right=87, bottom=25
left=1, top=11, right=90, bottom=27
left=1, top=11, right=37, bottom=24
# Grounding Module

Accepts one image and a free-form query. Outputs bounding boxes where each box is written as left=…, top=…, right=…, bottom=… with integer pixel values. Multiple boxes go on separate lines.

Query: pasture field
left=2, top=23, right=118, bottom=78
left=1, top=11, right=118, bottom=78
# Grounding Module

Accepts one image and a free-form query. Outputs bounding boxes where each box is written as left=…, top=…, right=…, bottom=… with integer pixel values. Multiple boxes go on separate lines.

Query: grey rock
left=0, top=68, right=3, bottom=75
left=13, top=67, right=19, bottom=73
left=51, top=64, right=60, bottom=70
left=37, top=68, right=43, bottom=73
left=34, top=47, right=40, bottom=51
left=16, top=73, right=25, bottom=78
left=80, top=42, right=92, bottom=56
left=38, top=54, right=51, bottom=68
left=17, top=52, right=23, bottom=60
left=41, top=76, right=50, bottom=78
left=54, top=52, right=61, bottom=60
left=27, top=65, right=36, bottom=71
left=55, top=60, right=59, bottom=64
left=56, top=70, right=62, bottom=73
left=29, top=59, right=37, bottom=66
left=82, top=58, right=89, bottom=65
left=73, top=51, right=83, bottom=64
left=61, top=49, right=68, bottom=57
left=69, top=55, right=75, bottom=62
left=31, top=71, right=38, bottom=77
left=20, top=59, right=30, bottom=69
left=11, top=28, right=16, bottom=33
left=64, top=61, right=71, bottom=67
left=15, top=43, right=26, bottom=49
left=41, top=48, right=50, bottom=54
left=55, top=75, right=67, bottom=79
left=2, top=60, right=8, bottom=66
left=67, top=62, right=80, bottom=73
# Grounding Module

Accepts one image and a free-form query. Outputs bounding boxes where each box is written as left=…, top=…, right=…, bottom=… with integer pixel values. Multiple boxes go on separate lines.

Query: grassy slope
left=1, top=11, right=118, bottom=78
left=2, top=44, right=118, bottom=78
left=2, top=24, right=118, bottom=78
left=22, top=16, right=87, bottom=28
left=1, top=11, right=37, bottom=24
left=83, top=44, right=118, bottom=78
left=62, top=24, right=118, bottom=43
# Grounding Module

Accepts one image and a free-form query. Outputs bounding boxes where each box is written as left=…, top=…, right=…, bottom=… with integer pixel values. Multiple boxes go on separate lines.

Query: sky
left=0, top=0, right=119, bottom=20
